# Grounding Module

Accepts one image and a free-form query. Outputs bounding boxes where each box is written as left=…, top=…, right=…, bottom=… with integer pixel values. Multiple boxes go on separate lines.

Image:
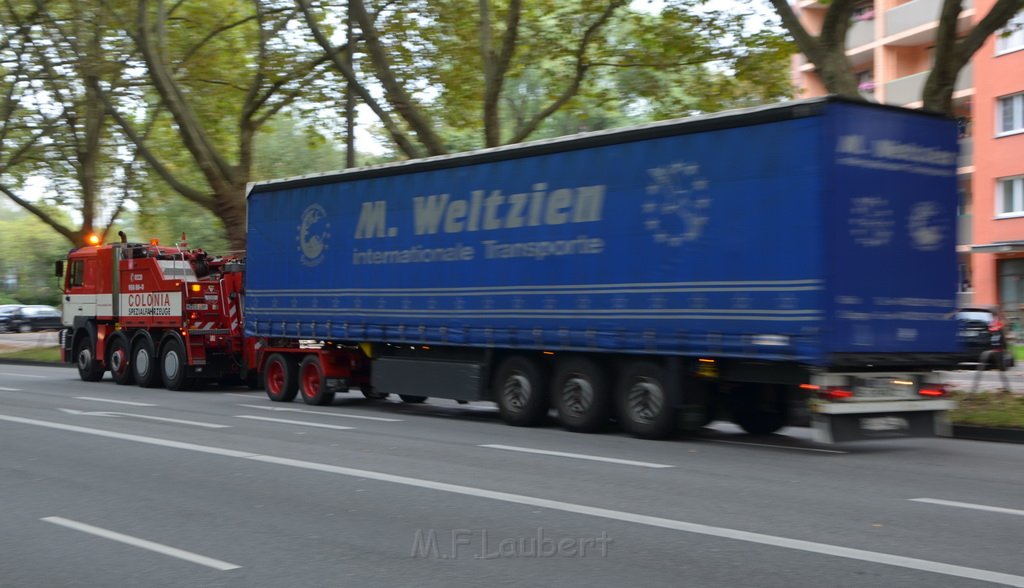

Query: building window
left=998, top=176, right=1024, bottom=217
left=998, top=93, right=1024, bottom=135
left=995, top=12, right=1024, bottom=55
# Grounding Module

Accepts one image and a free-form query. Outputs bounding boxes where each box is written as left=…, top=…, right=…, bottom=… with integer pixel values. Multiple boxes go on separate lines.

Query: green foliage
left=0, top=208, right=71, bottom=306
left=952, top=392, right=1024, bottom=429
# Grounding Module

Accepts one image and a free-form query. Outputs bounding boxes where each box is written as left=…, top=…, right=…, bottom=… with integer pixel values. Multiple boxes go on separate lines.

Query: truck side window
left=69, top=260, right=85, bottom=287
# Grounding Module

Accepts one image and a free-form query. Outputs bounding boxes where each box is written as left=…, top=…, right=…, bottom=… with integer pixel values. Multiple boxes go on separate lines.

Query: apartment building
left=792, top=0, right=1024, bottom=322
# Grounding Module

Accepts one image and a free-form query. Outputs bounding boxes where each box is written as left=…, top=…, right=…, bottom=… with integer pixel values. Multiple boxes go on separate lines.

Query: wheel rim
left=627, top=378, right=664, bottom=423
left=502, top=372, right=531, bottom=411
left=267, top=360, right=284, bottom=395
left=163, top=349, right=180, bottom=381
left=110, top=347, right=127, bottom=376
left=135, top=348, right=150, bottom=377
left=302, top=363, right=320, bottom=398
left=562, top=374, right=594, bottom=416
left=77, top=346, right=92, bottom=371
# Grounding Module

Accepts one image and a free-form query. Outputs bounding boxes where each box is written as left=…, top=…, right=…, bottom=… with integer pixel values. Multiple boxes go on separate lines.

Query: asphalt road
left=1, top=364, right=1023, bottom=588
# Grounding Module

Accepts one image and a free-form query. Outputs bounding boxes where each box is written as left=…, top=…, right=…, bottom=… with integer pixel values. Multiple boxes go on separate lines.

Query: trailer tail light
left=918, top=385, right=947, bottom=397
left=813, top=386, right=853, bottom=401
left=191, top=284, right=202, bottom=292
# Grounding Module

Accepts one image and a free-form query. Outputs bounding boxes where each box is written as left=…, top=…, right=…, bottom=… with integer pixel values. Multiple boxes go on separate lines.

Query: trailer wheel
left=494, top=356, right=549, bottom=427
left=264, top=353, right=298, bottom=402
left=398, top=394, right=427, bottom=403
left=730, top=384, right=788, bottom=435
left=361, top=386, right=389, bottom=400
left=299, top=355, right=334, bottom=405
left=552, top=357, right=610, bottom=433
left=617, top=361, right=675, bottom=439
left=161, top=338, right=192, bottom=391
left=132, top=337, right=162, bottom=388
left=108, top=337, right=134, bottom=386
left=73, top=334, right=104, bottom=382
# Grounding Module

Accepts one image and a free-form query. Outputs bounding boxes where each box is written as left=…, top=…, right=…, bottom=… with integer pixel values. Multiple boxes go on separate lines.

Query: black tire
left=552, top=356, right=611, bottom=433
left=361, top=386, right=389, bottom=400
left=132, top=337, right=162, bottom=388
left=161, top=338, right=192, bottom=391
left=264, top=353, right=298, bottom=402
left=18, top=323, right=31, bottom=334
left=73, top=334, right=105, bottom=382
left=494, top=356, right=549, bottom=427
left=616, top=361, right=675, bottom=439
left=399, top=394, right=427, bottom=403
left=299, top=355, right=335, bottom=405
left=108, top=336, right=134, bottom=386
left=730, top=384, right=788, bottom=435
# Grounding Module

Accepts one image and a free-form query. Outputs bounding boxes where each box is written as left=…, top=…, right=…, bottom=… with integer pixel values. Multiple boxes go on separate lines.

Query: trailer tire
left=161, top=338, right=192, bottom=391
left=108, top=336, right=134, bottom=386
left=132, top=337, right=162, bottom=388
left=74, top=334, right=105, bottom=382
left=264, top=353, right=298, bottom=402
left=617, top=361, right=675, bottom=439
left=399, top=394, right=427, bottom=403
left=552, top=357, right=610, bottom=433
left=300, top=356, right=334, bottom=405
left=361, top=386, right=389, bottom=400
left=730, top=384, right=787, bottom=435
left=494, top=356, right=549, bottom=427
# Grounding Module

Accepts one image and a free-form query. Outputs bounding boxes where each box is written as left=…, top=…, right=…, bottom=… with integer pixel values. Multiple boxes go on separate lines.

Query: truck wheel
left=617, top=361, right=675, bottom=439
left=552, top=357, right=610, bottom=433
left=494, top=356, right=549, bottom=427
left=132, top=338, right=162, bottom=388
left=399, top=394, right=427, bottom=403
left=299, top=356, right=335, bottom=405
left=73, top=335, right=105, bottom=382
left=108, top=337, right=134, bottom=386
left=161, top=338, right=192, bottom=391
left=264, top=353, right=298, bottom=402
left=730, top=384, right=787, bottom=435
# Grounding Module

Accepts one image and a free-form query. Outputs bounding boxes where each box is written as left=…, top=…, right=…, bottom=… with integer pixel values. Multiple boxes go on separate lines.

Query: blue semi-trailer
left=243, top=96, right=961, bottom=443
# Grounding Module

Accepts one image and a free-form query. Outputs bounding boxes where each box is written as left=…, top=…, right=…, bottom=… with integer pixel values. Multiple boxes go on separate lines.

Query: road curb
left=951, top=424, right=1024, bottom=444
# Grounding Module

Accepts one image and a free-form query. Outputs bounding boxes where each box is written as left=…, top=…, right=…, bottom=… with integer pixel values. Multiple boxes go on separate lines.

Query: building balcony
left=958, top=213, right=972, bottom=246
left=883, top=61, right=973, bottom=106
left=847, top=18, right=875, bottom=50
left=885, top=0, right=974, bottom=43
left=958, top=136, right=973, bottom=169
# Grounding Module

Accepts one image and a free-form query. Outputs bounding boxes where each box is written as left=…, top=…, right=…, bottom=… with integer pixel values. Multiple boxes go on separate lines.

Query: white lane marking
left=910, top=498, right=1024, bottom=517
left=3, top=413, right=1022, bottom=588
left=0, top=372, right=46, bottom=378
left=706, top=439, right=847, bottom=454
left=234, top=415, right=354, bottom=430
left=0, top=387, right=22, bottom=392
left=479, top=444, right=674, bottom=469
left=41, top=517, right=240, bottom=571
left=58, top=409, right=229, bottom=429
left=237, top=404, right=402, bottom=422
left=224, top=393, right=260, bottom=398
left=75, top=397, right=157, bottom=407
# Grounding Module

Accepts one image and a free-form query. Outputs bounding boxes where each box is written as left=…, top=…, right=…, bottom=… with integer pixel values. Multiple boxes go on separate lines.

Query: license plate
left=854, top=377, right=917, bottom=400
left=186, top=303, right=209, bottom=311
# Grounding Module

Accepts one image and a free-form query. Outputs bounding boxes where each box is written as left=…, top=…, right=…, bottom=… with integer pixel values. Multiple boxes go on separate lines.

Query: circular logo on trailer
left=848, top=196, right=894, bottom=247
left=297, top=204, right=330, bottom=267
left=908, top=201, right=946, bottom=252
left=643, top=162, right=711, bottom=246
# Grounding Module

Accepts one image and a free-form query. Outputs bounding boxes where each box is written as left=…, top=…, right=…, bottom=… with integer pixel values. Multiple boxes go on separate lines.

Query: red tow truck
left=57, top=231, right=370, bottom=400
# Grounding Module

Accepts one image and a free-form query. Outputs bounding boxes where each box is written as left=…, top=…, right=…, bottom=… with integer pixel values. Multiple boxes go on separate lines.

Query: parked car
left=0, top=305, right=25, bottom=333
left=0, top=305, right=63, bottom=333
left=956, top=306, right=1015, bottom=368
